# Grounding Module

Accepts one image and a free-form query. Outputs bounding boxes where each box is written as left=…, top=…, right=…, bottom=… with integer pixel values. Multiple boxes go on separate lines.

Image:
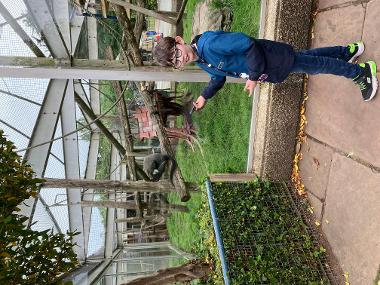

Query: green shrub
left=0, top=130, right=78, bottom=284
left=198, top=179, right=330, bottom=284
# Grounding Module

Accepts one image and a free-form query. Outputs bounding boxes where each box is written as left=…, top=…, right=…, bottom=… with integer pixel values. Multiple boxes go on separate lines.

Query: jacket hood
left=196, top=31, right=224, bottom=60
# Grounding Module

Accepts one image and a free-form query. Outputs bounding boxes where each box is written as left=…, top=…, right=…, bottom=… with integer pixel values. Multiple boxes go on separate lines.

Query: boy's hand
left=244, top=80, right=257, bottom=97
left=193, top=96, right=206, bottom=111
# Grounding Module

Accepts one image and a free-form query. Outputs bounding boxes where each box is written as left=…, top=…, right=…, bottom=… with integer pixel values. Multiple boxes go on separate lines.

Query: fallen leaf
left=313, top=157, right=320, bottom=169
left=291, top=80, right=308, bottom=196
left=344, top=272, right=350, bottom=285
left=347, top=152, right=354, bottom=158
left=295, top=142, right=302, bottom=153
left=325, top=220, right=329, bottom=224
left=315, top=220, right=320, bottom=226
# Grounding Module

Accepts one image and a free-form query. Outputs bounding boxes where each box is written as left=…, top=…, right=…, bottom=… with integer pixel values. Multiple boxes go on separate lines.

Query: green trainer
left=353, top=61, right=378, bottom=101
left=347, top=42, right=365, bottom=63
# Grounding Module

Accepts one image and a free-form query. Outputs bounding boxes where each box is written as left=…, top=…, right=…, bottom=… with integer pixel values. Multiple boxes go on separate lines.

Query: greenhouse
left=1, top=0, right=380, bottom=284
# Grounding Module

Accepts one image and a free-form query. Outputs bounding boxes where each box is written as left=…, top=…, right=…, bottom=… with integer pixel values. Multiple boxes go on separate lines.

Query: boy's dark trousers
left=291, top=46, right=361, bottom=79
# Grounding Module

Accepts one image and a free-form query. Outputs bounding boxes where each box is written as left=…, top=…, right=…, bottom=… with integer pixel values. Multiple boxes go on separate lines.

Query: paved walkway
left=299, top=0, right=380, bottom=284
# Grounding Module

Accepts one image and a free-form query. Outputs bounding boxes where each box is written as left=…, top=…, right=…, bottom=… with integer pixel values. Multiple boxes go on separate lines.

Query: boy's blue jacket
left=194, top=31, right=295, bottom=99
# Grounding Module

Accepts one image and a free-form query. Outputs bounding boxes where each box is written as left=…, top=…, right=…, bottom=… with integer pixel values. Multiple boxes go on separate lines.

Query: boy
left=153, top=31, right=378, bottom=110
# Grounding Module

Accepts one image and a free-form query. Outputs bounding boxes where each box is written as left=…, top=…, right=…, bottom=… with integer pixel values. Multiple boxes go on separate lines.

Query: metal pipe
left=205, top=179, right=230, bottom=285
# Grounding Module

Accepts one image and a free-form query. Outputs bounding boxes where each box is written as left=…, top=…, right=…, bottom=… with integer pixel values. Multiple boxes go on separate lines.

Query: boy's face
left=173, top=36, right=198, bottom=68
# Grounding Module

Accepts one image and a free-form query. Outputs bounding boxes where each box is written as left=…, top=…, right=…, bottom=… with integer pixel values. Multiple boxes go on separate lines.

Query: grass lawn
left=177, top=0, right=261, bottom=184
left=176, top=82, right=252, bottom=183
left=182, top=0, right=261, bottom=42
left=166, top=191, right=203, bottom=252
left=167, top=0, right=261, bottom=254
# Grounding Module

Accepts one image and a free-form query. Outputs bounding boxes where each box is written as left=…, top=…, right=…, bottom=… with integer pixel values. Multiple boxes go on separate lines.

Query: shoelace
left=357, top=81, right=367, bottom=91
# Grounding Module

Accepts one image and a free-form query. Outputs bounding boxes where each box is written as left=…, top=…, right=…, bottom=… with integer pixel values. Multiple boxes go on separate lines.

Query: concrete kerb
left=251, top=0, right=313, bottom=181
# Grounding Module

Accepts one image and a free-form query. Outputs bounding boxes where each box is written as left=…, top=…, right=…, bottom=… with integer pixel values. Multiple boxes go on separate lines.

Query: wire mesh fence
left=0, top=0, right=194, bottom=270
left=207, top=180, right=343, bottom=285
left=0, top=0, right=50, bottom=57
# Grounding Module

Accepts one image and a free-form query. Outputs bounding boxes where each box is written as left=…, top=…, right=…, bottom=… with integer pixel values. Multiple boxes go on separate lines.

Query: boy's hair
left=153, top=37, right=176, bottom=67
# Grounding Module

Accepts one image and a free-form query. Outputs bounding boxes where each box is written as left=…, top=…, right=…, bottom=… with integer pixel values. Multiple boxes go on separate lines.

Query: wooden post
left=121, top=260, right=211, bottom=285
left=41, top=177, right=181, bottom=191
left=157, top=11, right=179, bottom=17
left=114, top=215, right=157, bottom=223
left=175, top=0, right=188, bottom=24
left=100, top=0, right=109, bottom=18
left=108, top=0, right=177, bottom=25
left=80, top=200, right=188, bottom=212
left=74, top=92, right=124, bottom=153
left=133, top=0, right=144, bottom=41
left=42, top=178, right=197, bottom=194
left=104, top=46, right=138, bottom=181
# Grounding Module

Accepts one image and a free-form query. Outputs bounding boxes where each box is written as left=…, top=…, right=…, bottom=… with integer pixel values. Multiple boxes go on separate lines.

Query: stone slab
left=323, top=154, right=380, bottom=285
left=362, top=0, right=380, bottom=65
left=305, top=74, right=380, bottom=167
left=317, top=0, right=356, bottom=10
left=312, top=5, right=365, bottom=48
left=299, top=138, right=334, bottom=199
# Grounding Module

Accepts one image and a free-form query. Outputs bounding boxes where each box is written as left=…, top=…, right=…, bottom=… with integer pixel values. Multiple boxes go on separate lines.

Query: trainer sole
left=348, top=42, right=365, bottom=63
left=365, top=60, right=378, bottom=101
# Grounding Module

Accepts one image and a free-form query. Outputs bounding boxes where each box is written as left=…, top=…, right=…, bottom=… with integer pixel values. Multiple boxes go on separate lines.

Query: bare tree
left=111, top=2, right=190, bottom=201
left=123, top=260, right=211, bottom=285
